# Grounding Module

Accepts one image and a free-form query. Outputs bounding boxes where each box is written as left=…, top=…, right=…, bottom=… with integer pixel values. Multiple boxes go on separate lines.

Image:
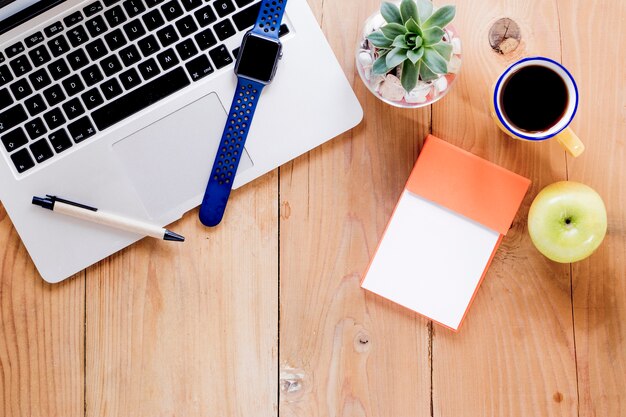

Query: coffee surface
left=500, top=65, right=568, bottom=133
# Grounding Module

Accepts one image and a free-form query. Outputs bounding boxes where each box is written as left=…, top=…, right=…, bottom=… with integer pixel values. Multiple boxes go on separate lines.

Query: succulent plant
left=367, top=0, right=456, bottom=92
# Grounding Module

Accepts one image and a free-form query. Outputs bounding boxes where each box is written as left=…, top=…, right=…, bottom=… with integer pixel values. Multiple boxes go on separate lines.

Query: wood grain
left=0, top=204, right=84, bottom=417
left=430, top=0, right=579, bottom=416
left=279, top=1, right=431, bottom=416
left=558, top=0, right=626, bottom=415
left=85, top=173, right=278, bottom=417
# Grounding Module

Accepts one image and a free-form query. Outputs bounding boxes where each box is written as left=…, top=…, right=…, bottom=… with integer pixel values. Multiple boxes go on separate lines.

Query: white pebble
left=452, top=37, right=462, bottom=55
left=358, top=51, right=373, bottom=68
left=448, top=55, right=461, bottom=74
left=434, top=76, right=448, bottom=94
left=379, top=74, right=406, bottom=101
left=405, top=82, right=431, bottom=103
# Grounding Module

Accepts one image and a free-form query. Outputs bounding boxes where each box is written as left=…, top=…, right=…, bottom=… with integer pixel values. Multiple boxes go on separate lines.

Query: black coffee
left=500, top=65, right=568, bottom=133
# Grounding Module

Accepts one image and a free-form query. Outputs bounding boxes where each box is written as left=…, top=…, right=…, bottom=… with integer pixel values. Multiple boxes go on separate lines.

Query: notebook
left=361, top=135, right=531, bottom=331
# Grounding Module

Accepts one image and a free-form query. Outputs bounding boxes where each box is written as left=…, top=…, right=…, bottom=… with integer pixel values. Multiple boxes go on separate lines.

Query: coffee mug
left=490, top=57, right=584, bottom=157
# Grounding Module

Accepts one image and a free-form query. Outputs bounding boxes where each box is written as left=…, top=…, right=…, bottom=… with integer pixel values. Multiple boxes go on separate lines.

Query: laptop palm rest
left=112, top=92, right=254, bottom=219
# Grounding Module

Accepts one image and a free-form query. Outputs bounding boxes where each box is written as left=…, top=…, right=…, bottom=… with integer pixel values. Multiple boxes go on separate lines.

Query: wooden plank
left=430, top=0, right=579, bottom=415
left=558, top=0, right=626, bottom=415
left=279, top=1, right=432, bottom=416
left=0, top=203, right=84, bottom=417
left=85, top=173, right=278, bottom=417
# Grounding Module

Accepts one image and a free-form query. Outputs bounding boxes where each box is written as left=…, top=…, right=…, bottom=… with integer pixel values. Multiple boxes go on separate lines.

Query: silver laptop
left=0, top=0, right=362, bottom=283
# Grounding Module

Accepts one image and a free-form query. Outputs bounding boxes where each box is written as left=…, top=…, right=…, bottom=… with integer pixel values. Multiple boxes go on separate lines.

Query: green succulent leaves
left=367, top=0, right=456, bottom=92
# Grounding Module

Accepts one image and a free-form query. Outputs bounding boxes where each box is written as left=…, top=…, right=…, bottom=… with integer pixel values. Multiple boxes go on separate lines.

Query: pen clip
left=46, top=195, right=98, bottom=211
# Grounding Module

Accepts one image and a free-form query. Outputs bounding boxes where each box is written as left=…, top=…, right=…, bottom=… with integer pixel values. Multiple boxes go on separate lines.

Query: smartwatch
left=198, top=0, right=287, bottom=227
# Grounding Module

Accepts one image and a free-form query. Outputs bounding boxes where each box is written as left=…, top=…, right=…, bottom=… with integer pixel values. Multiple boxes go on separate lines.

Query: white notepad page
left=362, top=190, right=500, bottom=330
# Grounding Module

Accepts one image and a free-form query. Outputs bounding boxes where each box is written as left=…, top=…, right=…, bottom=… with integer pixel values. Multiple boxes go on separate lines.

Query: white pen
left=32, top=195, right=185, bottom=242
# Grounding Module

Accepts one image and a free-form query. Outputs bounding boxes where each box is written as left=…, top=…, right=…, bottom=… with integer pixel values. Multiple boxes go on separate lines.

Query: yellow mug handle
left=555, top=127, right=585, bottom=157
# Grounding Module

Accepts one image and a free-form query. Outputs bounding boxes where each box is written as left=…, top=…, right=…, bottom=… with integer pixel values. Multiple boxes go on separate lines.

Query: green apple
left=528, top=181, right=607, bottom=263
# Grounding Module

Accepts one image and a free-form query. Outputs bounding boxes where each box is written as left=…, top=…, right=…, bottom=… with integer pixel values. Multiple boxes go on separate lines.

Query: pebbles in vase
left=405, top=81, right=432, bottom=104
left=452, top=37, right=462, bottom=55
left=434, top=77, right=448, bottom=94
left=379, top=74, right=406, bottom=102
left=448, top=55, right=461, bottom=74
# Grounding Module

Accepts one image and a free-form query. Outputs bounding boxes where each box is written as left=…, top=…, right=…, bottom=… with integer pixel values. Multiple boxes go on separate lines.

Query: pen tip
left=164, top=230, right=185, bottom=242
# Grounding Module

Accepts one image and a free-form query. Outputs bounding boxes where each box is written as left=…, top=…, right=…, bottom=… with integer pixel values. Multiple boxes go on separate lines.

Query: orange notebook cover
left=361, top=135, right=530, bottom=331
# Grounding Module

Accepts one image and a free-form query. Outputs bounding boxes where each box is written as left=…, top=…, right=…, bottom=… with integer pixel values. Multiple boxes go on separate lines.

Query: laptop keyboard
left=0, top=0, right=289, bottom=175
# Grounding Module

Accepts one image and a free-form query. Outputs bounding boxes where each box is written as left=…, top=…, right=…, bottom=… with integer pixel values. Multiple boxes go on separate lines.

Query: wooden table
left=1, top=0, right=625, bottom=415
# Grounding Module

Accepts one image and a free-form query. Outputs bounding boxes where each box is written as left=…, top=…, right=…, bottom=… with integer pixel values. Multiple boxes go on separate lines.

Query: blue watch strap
left=251, top=0, right=287, bottom=38
left=198, top=78, right=264, bottom=226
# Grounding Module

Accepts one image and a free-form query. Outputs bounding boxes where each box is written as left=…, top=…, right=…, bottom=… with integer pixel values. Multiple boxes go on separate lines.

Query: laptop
left=0, top=0, right=362, bottom=283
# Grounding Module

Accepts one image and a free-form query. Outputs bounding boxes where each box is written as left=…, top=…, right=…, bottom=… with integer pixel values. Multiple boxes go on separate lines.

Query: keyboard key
left=84, top=1, right=104, bottom=17
left=0, top=65, right=13, bottom=86
left=81, top=64, right=104, bottom=86
left=142, top=9, right=165, bottom=30
left=138, top=34, right=160, bottom=56
left=0, top=88, right=12, bottom=110
left=64, top=11, right=84, bottom=27
left=48, top=35, right=70, bottom=57
left=214, top=19, right=235, bottom=40
left=104, top=29, right=127, bottom=51
left=44, top=21, right=64, bottom=37
left=100, top=54, right=123, bottom=76
left=104, top=5, right=127, bottom=27
left=2, top=127, right=28, bottom=152
left=100, top=78, right=123, bottom=99
left=28, top=45, right=52, bottom=67
left=137, top=57, right=160, bottom=79
left=10, top=78, right=32, bottom=100
left=180, top=0, right=202, bottom=11
left=214, top=0, right=235, bottom=17
left=67, top=26, right=90, bottom=47
left=24, top=94, right=47, bottom=116
left=0, top=104, right=28, bottom=134
left=123, top=0, right=146, bottom=17
left=25, top=32, right=45, bottom=48
left=208, top=44, right=232, bottom=69
left=10, top=55, right=32, bottom=76
left=29, top=68, right=52, bottom=90
left=48, top=58, right=71, bottom=80
left=86, top=15, right=108, bottom=37
left=81, top=88, right=104, bottom=109
left=175, top=15, right=197, bottom=37
left=67, top=48, right=89, bottom=70
left=156, top=25, right=179, bottom=47
left=119, top=67, right=141, bottom=89
left=185, top=54, right=213, bottom=81
left=63, top=97, right=85, bottom=119
left=232, top=2, right=260, bottom=31
left=43, top=84, right=66, bottom=106
left=10, top=148, right=35, bottom=173
left=194, top=5, right=216, bottom=27
left=156, top=48, right=179, bottom=70
left=161, top=0, right=183, bottom=21
left=123, top=19, right=146, bottom=41
left=62, top=74, right=85, bottom=96
left=234, top=0, right=253, bottom=7
left=85, top=38, right=108, bottom=59
left=119, top=44, right=141, bottom=66
left=30, top=138, right=54, bottom=163
left=103, top=0, right=121, bottom=6
left=93, top=67, right=189, bottom=130
left=145, top=0, right=165, bottom=7
left=43, top=107, right=66, bottom=129
left=5, top=42, right=24, bottom=58
left=25, top=117, right=47, bottom=139
left=49, top=129, right=73, bottom=153
left=194, top=28, right=216, bottom=50
left=175, top=38, right=197, bottom=60
left=67, top=116, right=96, bottom=142
left=0, top=53, right=4, bottom=64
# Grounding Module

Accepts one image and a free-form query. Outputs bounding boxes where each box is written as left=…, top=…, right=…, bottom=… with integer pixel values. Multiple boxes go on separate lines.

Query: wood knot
left=281, top=201, right=291, bottom=220
left=489, top=18, right=521, bottom=54
left=553, top=392, right=563, bottom=403
left=353, top=330, right=371, bottom=353
left=279, top=368, right=306, bottom=402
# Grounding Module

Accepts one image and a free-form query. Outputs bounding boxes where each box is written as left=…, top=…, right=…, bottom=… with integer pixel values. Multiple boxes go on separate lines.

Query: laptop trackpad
left=112, top=92, right=254, bottom=219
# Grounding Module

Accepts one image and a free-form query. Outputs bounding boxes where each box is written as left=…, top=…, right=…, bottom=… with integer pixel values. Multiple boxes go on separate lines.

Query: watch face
left=235, top=33, right=281, bottom=83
